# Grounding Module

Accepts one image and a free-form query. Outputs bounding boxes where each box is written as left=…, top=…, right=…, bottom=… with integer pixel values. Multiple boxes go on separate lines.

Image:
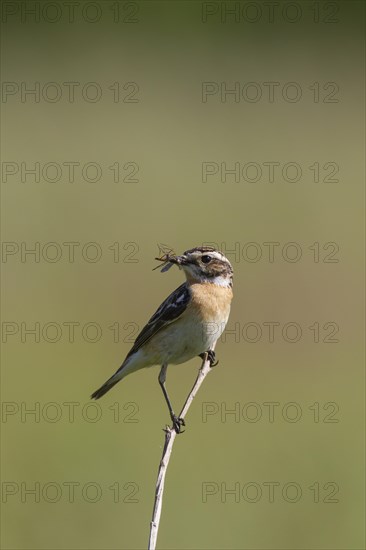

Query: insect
left=153, top=243, right=180, bottom=273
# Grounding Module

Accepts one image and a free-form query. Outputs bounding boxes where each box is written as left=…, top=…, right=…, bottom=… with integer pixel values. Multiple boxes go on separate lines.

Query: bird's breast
left=140, top=282, right=233, bottom=366
left=188, top=282, right=233, bottom=322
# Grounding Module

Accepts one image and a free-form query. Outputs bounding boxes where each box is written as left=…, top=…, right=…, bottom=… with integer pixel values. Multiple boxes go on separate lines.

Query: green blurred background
left=1, top=1, right=364, bottom=549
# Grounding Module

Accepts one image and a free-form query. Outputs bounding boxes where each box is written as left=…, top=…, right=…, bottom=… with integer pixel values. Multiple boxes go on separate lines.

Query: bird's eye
left=201, top=255, right=212, bottom=264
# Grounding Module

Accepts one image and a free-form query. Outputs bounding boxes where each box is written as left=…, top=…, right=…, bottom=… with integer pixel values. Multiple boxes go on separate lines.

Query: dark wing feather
left=126, top=283, right=190, bottom=358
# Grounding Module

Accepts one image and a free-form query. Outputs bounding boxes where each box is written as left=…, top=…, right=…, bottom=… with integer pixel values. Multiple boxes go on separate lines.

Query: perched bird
left=91, top=246, right=233, bottom=432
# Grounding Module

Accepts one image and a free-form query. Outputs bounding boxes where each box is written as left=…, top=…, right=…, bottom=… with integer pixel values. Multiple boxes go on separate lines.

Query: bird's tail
left=91, top=374, right=121, bottom=400
left=91, top=354, right=141, bottom=400
left=91, top=362, right=128, bottom=400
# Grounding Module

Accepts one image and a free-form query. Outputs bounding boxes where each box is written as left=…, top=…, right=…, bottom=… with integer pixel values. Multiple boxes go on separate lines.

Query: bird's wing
left=126, top=283, right=190, bottom=358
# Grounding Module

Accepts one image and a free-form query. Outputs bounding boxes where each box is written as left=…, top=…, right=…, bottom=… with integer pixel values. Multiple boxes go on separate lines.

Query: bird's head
left=169, top=246, right=233, bottom=287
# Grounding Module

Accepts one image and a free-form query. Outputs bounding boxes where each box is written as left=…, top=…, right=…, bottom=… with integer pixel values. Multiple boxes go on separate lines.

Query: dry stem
left=148, top=346, right=216, bottom=549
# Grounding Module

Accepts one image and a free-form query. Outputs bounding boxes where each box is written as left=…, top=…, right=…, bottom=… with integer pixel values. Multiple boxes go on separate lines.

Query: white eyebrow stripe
left=208, top=251, right=230, bottom=264
left=187, top=248, right=233, bottom=270
left=211, top=251, right=225, bottom=260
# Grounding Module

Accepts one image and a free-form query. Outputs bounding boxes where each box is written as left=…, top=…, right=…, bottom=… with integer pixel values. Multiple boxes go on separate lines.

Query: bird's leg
left=158, top=364, right=185, bottom=434
left=199, top=350, right=219, bottom=367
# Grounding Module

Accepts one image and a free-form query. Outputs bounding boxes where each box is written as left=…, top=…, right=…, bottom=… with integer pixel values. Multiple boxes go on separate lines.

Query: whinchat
left=91, top=246, right=233, bottom=433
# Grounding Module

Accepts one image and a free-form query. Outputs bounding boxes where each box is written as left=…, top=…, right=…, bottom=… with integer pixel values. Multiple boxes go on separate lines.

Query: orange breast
left=188, top=283, right=233, bottom=322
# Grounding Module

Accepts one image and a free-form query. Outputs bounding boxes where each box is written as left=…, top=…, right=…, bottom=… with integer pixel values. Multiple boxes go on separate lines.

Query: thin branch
left=148, top=344, right=216, bottom=550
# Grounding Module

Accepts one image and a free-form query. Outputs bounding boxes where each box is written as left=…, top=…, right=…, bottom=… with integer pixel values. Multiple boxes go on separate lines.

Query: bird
left=91, top=246, right=233, bottom=433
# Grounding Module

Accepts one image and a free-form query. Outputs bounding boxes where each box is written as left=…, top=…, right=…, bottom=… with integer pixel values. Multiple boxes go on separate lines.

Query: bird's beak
left=153, top=251, right=190, bottom=273
left=169, top=254, right=188, bottom=266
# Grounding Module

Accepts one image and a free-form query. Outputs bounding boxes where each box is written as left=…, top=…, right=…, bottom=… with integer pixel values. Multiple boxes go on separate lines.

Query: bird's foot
left=200, top=350, right=219, bottom=367
left=171, top=414, right=185, bottom=434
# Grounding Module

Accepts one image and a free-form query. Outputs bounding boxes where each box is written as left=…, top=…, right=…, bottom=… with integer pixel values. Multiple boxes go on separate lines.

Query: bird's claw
left=171, top=414, right=185, bottom=434
left=200, top=350, right=219, bottom=367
